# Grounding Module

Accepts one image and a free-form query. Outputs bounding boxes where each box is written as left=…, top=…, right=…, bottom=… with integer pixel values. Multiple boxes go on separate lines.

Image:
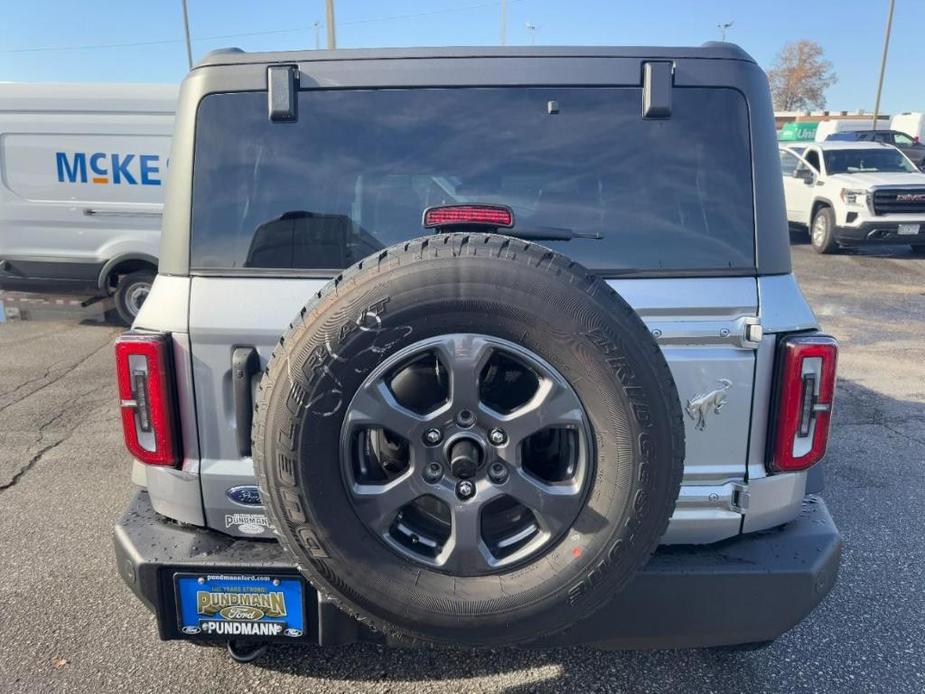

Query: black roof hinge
left=642, top=61, right=674, bottom=119
left=267, top=64, right=299, bottom=122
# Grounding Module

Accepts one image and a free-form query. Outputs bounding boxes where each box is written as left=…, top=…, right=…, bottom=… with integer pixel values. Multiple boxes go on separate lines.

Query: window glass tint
left=191, top=88, right=754, bottom=273
left=803, top=150, right=821, bottom=171
left=779, top=150, right=800, bottom=176
left=823, top=148, right=918, bottom=174
left=894, top=132, right=914, bottom=145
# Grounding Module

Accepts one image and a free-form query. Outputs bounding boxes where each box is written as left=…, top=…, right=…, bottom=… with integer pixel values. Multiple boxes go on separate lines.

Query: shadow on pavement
left=241, top=376, right=925, bottom=692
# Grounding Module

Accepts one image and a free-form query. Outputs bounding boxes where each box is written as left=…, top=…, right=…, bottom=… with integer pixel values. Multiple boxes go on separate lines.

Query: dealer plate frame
left=173, top=572, right=308, bottom=642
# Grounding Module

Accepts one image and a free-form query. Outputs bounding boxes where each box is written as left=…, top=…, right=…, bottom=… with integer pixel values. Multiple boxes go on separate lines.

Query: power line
left=0, top=0, right=526, bottom=55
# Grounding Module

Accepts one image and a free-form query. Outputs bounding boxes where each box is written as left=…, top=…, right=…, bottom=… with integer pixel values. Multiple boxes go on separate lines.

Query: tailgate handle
left=232, top=347, right=260, bottom=457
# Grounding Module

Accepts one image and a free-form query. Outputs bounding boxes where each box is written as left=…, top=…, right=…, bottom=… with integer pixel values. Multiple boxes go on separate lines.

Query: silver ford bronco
left=112, top=44, right=841, bottom=661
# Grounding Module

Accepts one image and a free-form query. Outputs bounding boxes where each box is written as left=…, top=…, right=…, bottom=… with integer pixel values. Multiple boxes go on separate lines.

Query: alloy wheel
left=340, top=334, right=593, bottom=576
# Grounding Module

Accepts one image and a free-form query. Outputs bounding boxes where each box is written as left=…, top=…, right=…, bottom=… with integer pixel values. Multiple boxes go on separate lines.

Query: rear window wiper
left=501, top=226, right=603, bottom=241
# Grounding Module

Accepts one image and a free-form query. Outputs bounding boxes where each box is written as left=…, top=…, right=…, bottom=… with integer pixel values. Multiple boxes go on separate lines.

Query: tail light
left=114, top=332, right=179, bottom=466
left=770, top=335, right=838, bottom=473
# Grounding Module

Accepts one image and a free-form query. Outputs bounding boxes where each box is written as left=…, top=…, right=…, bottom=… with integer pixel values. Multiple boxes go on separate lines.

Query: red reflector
left=770, top=335, right=838, bottom=473
left=422, top=204, right=514, bottom=229
left=114, top=332, right=179, bottom=466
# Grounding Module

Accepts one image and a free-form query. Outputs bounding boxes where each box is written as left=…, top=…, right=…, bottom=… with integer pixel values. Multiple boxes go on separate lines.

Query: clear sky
left=0, top=0, right=921, bottom=114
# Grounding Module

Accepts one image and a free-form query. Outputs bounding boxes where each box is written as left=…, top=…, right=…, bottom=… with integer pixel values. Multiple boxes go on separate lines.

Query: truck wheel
left=113, top=270, right=155, bottom=325
left=253, top=233, right=685, bottom=648
left=810, top=207, right=838, bottom=254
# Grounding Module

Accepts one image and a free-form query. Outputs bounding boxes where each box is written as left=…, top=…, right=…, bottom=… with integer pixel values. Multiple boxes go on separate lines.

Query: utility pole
left=525, top=22, right=539, bottom=46
left=314, top=21, right=321, bottom=50
left=717, top=21, right=733, bottom=42
left=325, top=0, right=337, bottom=49
left=872, top=0, right=895, bottom=130
left=500, top=0, right=507, bottom=46
left=181, top=0, right=193, bottom=69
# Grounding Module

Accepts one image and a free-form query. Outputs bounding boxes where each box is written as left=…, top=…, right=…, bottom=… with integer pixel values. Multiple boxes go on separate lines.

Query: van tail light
left=770, top=335, right=838, bottom=473
left=114, top=332, right=179, bottom=466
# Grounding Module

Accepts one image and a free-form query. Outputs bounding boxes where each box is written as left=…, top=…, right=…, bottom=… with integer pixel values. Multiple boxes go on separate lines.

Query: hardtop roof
left=194, top=42, right=755, bottom=69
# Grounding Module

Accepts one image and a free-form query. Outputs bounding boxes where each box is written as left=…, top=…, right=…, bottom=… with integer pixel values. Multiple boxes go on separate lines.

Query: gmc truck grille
left=872, top=188, right=925, bottom=215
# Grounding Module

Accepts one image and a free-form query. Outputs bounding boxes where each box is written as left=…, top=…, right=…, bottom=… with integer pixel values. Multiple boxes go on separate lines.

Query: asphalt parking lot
left=0, top=239, right=923, bottom=693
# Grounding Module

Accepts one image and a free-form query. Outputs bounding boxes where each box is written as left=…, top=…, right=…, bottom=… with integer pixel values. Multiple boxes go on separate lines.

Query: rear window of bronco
left=190, top=87, right=754, bottom=275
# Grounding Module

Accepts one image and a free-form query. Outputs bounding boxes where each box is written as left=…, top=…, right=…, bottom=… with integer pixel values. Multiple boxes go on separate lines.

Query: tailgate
left=188, top=275, right=758, bottom=543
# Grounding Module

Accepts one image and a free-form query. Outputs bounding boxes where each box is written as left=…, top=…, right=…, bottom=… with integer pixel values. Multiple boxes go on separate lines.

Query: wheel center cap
left=449, top=438, right=482, bottom=479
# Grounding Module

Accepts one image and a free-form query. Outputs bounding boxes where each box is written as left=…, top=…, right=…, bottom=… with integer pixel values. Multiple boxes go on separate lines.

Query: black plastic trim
left=834, top=221, right=925, bottom=244
left=642, top=61, right=673, bottom=118
left=0, top=258, right=105, bottom=295
left=231, top=346, right=260, bottom=457
left=115, top=490, right=840, bottom=649
left=267, top=65, right=298, bottom=121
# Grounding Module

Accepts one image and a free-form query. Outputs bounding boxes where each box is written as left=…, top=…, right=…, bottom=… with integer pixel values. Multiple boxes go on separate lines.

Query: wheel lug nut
left=488, top=428, right=507, bottom=446
left=488, top=462, right=508, bottom=484
left=423, top=462, right=443, bottom=483
left=456, top=410, right=476, bottom=428
left=423, top=428, right=442, bottom=445
left=456, top=480, right=476, bottom=500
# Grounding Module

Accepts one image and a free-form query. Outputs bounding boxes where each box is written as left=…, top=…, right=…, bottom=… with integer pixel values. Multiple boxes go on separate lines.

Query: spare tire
left=253, top=233, right=684, bottom=647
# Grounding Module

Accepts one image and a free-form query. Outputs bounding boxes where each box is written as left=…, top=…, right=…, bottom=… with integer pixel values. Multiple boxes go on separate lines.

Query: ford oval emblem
left=226, top=485, right=262, bottom=506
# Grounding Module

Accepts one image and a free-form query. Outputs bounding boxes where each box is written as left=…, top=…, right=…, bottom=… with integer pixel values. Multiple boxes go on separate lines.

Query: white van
left=0, top=83, right=175, bottom=323
left=813, top=118, right=885, bottom=142
left=890, top=112, right=925, bottom=142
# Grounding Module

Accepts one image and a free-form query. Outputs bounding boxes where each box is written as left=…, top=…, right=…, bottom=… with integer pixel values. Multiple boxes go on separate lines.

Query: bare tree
left=768, top=40, right=837, bottom=111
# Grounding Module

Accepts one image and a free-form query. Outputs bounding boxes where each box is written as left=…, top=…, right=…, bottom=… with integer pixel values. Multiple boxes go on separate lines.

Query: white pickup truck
left=779, top=141, right=925, bottom=254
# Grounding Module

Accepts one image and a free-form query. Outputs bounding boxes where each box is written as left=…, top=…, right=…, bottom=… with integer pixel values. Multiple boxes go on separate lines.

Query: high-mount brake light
left=422, top=204, right=514, bottom=229
left=114, top=333, right=179, bottom=466
left=770, top=335, right=838, bottom=473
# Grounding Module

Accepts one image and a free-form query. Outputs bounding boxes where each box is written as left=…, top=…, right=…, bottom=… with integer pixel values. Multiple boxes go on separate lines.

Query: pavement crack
left=0, top=437, right=67, bottom=493
left=876, top=421, right=925, bottom=447
left=837, top=382, right=925, bottom=446
left=0, top=393, right=113, bottom=494
left=0, top=337, right=114, bottom=416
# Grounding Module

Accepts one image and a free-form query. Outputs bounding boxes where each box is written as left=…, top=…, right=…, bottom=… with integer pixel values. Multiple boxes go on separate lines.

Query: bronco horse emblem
left=685, top=379, right=732, bottom=431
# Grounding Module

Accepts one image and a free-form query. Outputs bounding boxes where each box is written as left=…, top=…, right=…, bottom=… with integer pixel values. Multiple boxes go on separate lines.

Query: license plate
left=175, top=573, right=306, bottom=639
left=898, top=223, right=920, bottom=235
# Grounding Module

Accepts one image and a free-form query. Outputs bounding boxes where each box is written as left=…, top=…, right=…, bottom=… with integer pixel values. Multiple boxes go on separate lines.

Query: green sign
left=779, top=122, right=818, bottom=142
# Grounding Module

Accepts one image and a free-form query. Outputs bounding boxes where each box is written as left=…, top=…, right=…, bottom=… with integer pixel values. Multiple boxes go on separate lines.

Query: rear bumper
left=114, top=490, right=841, bottom=650
left=835, top=221, right=925, bottom=245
